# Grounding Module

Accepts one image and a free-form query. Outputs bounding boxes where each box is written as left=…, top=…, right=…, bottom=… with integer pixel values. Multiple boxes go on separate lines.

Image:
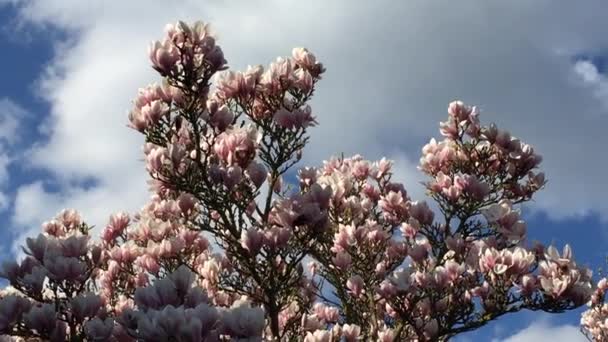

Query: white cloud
left=0, top=98, right=24, bottom=145
left=573, top=59, right=608, bottom=109
left=498, top=320, right=585, bottom=342
left=0, top=97, right=28, bottom=212
left=4, top=0, right=608, bottom=251
left=387, top=151, right=427, bottom=203
left=0, top=192, right=8, bottom=212
left=13, top=181, right=57, bottom=228
left=10, top=175, right=149, bottom=253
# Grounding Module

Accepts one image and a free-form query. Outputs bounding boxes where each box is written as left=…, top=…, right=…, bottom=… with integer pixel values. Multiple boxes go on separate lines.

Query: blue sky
left=0, top=5, right=55, bottom=259
left=1, top=1, right=608, bottom=340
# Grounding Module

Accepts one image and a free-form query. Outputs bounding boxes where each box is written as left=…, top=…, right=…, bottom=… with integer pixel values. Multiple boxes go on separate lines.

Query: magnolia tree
left=0, top=20, right=598, bottom=341
left=582, top=274, right=608, bottom=340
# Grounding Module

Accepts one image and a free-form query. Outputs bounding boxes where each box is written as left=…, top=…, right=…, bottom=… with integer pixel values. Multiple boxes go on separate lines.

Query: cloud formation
left=573, top=59, right=608, bottom=109
left=0, top=97, right=29, bottom=211
left=2, top=0, right=608, bottom=255
left=498, top=320, right=585, bottom=342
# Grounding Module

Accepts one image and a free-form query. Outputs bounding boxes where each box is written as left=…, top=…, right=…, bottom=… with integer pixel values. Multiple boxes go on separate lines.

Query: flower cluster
left=294, top=147, right=591, bottom=340
left=115, top=266, right=264, bottom=341
left=582, top=277, right=608, bottom=340
left=0, top=20, right=597, bottom=342
left=0, top=210, right=106, bottom=341
left=133, top=20, right=327, bottom=340
left=98, top=193, right=220, bottom=312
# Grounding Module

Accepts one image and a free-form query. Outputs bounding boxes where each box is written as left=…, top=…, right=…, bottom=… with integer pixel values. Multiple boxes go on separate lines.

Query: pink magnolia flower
left=222, top=298, right=265, bottom=337
left=439, top=120, right=459, bottom=139
left=84, top=317, right=114, bottom=341
left=292, top=47, right=318, bottom=71
left=135, top=254, right=161, bottom=274
left=263, top=227, right=291, bottom=250
left=539, top=273, right=570, bottom=298
left=545, top=245, right=574, bottom=267
left=215, top=70, right=256, bottom=100
left=42, top=220, right=64, bottom=237
left=378, top=327, right=396, bottom=342
left=57, top=209, right=82, bottom=230
left=301, top=313, right=324, bottom=331
left=517, top=275, right=537, bottom=295
left=409, top=242, right=429, bottom=263
left=294, top=68, right=314, bottom=92
left=273, top=106, right=317, bottom=130
left=23, top=234, right=48, bottom=261
left=332, top=251, right=352, bottom=270
left=44, top=255, right=87, bottom=282
left=378, top=280, right=397, bottom=298
left=240, top=228, right=264, bottom=254
left=409, top=201, right=434, bottom=225
left=209, top=104, right=234, bottom=131
left=342, top=324, right=361, bottom=342
left=257, top=59, right=287, bottom=95
left=347, top=275, right=365, bottom=298
left=70, top=292, right=102, bottom=322
left=378, top=191, right=409, bottom=221
left=201, top=258, right=221, bottom=284
left=0, top=295, right=31, bottom=330
left=149, top=40, right=180, bottom=74
left=213, top=127, right=257, bottom=167
left=23, top=303, right=57, bottom=334
left=304, top=330, right=332, bottom=342
left=312, top=303, right=340, bottom=323
left=60, top=235, right=89, bottom=258
left=21, top=266, right=46, bottom=294
left=424, top=319, right=439, bottom=340
left=246, top=161, right=267, bottom=188
left=109, top=242, right=141, bottom=263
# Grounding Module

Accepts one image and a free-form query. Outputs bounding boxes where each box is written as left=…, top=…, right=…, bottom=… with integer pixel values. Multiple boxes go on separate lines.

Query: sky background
left=0, top=0, right=607, bottom=340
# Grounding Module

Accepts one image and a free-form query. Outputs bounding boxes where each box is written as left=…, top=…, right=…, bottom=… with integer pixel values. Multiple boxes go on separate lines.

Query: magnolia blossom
left=582, top=276, right=608, bottom=341
left=213, top=126, right=258, bottom=167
